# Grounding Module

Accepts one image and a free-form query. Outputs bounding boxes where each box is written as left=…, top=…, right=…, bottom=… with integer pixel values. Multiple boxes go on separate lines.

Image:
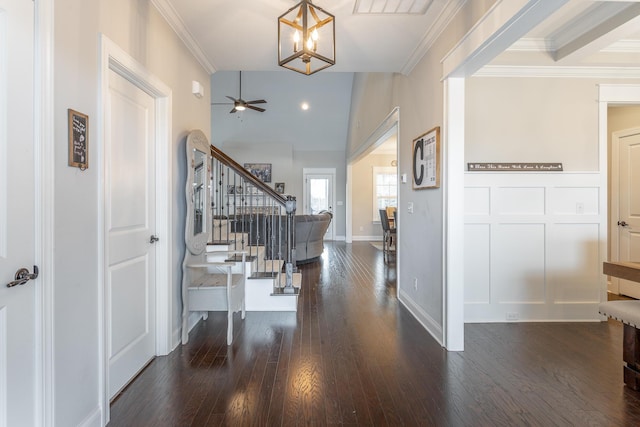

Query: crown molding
left=150, top=0, right=216, bottom=74
left=401, top=0, right=467, bottom=75
left=602, top=39, right=640, bottom=53
left=475, top=64, right=640, bottom=79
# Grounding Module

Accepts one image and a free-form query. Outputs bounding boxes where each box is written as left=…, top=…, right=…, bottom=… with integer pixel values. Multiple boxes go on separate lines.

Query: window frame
left=372, top=166, right=397, bottom=222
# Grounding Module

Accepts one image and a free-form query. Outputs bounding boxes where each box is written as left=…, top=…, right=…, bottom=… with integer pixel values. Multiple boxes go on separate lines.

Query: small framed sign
left=467, top=162, right=563, bottom=172
left=412, top=126, right=440, bottom=189
left=68, top=109, right=89, bottom=170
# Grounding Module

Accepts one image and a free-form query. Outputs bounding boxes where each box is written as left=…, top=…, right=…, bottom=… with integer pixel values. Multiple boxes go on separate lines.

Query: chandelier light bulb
left=293, top=30, right=300, bottom=52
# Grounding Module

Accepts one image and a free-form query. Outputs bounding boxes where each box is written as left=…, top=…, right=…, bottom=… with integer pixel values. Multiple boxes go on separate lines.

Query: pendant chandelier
left=278, top=0, right=335, bottom=75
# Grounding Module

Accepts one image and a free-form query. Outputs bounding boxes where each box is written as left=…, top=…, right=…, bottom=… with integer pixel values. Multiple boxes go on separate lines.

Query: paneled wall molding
left=464, top=172, right=606, bottom=323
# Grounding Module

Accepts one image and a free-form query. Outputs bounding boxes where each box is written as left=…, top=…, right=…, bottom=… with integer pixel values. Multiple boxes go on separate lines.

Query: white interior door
left=616, top=129, right=640, bottom=298
left=106, top=69, right=157, bottom=399
left=303, top=169, right=335, bottom=240
left=0, top=1, right=38, bottom=425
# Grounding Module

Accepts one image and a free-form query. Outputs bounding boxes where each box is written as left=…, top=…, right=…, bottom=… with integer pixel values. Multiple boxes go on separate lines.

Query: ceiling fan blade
left=229, top=107, right=237, bottom=113
left=247, top=105, right=265, bottom=113
left=245, top=99, right=267, bottom=104
left=225, top=95, right=237, bottom=102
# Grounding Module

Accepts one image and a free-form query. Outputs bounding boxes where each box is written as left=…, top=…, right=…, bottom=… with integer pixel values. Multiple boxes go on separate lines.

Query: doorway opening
left=607, top=102, right=640, bottom=298
left=346, top=107, right=399, bottom=246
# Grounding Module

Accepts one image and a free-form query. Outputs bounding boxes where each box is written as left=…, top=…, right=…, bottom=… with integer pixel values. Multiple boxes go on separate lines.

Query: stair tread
left=225, top=254, right=257, bottom=262
left=208, top=240, right=235, bottom=246
left=270, top=287, right=300, bottom=296
left=189, top=273, right=243, bottom=288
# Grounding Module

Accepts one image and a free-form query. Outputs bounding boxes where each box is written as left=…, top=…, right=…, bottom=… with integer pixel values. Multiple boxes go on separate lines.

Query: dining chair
left=379, top=209, right=396, bottom=263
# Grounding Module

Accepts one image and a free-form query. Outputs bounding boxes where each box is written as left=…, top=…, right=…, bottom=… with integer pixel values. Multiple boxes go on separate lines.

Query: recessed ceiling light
left=301, top=102, right=309, bottom=110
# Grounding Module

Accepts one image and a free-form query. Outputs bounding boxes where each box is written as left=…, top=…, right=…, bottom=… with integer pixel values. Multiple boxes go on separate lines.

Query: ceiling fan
left=212, top=71, right=267, bottom=113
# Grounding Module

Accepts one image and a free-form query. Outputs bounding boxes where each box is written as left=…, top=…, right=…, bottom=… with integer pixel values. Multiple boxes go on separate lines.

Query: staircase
left=208, top=146, right=301, bottom=311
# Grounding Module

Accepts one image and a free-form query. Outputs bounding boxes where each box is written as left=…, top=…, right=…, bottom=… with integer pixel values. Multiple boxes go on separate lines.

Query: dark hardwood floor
left=109, top=242, right=640, bottom=426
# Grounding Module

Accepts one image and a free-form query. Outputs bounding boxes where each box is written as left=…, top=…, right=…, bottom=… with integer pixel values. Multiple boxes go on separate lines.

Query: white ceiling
left=152, top=0, right=466, bottom=74
left=153, top=0, right=640, bottom=149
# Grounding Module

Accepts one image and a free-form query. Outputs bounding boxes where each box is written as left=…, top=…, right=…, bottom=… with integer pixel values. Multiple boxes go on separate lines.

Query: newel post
left=284, top=196, right=297, bottom=292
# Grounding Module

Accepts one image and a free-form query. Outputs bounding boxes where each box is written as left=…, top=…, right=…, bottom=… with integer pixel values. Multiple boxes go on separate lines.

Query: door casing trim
left=98, top=34, right=173, bottom=425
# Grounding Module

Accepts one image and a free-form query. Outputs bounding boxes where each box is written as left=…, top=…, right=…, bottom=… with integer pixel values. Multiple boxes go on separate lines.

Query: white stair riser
left=245, top=279, right=297, bottom=311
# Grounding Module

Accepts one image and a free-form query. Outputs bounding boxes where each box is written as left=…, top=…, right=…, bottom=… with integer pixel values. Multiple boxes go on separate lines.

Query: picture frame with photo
left=244, top=163, right=272, bottom=183
left=275, top=182, right=285, bottom=194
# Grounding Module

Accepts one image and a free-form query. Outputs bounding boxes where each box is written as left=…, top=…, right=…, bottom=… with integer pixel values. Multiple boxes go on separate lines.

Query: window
left=372, top=167, right=397, bottom=221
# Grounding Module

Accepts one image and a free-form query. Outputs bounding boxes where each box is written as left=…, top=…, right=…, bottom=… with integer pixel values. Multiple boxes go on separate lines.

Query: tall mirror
left=184, top=130, right=211, bottom=255
left=192, top=148, right=206, bottom=236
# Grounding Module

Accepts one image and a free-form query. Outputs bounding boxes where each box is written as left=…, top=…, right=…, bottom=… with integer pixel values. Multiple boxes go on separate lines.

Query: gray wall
left=346, top=1, right=496, bottom=344
left=54, top=0, right=211, bottom=423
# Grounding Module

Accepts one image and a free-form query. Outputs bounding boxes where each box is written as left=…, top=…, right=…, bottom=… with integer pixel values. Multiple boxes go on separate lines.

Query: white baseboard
left=77, top=405, right=102, bottom=427
left=398, top=289, right=444, bottom=347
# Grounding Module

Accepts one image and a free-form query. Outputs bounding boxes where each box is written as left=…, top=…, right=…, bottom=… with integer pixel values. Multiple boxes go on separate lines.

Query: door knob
left=150, top=235, right=160, bottom=244
left=618, top=221, right=629, bottom=227
left=7, top=265, right=39, bottom=288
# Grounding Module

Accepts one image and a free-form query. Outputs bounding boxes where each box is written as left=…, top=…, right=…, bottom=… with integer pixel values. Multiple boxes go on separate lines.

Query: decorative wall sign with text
left=467, top=163, right=563, bottom=172
left=68, top=109, right=89, bottom=170
left=412, top=126, right=440, bottom=189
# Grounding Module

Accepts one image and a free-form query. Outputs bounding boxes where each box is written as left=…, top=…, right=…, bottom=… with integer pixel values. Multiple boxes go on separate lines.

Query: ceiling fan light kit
left=278, top=0, right=335, bottom=75
left=212, top=71, right=267, bottom=114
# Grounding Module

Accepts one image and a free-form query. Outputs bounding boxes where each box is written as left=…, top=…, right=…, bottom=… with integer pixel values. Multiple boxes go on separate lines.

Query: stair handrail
left=210, top=144, right=298, bottom=292
left=210, top=145, right=289, bottom=206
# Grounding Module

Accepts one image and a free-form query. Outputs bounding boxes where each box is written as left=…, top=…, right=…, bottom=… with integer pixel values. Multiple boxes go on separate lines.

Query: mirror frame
left=184, top=129, right=211, bottom=255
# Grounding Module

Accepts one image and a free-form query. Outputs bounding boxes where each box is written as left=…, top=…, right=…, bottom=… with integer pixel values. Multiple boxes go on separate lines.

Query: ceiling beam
left=442, top=0, right=569, bottom=78
left=554, top=3, right=640, bottom=62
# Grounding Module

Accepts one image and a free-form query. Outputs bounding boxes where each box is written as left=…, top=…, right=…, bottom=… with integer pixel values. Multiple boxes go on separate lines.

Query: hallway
left=110, top=242, right=640, bottom=426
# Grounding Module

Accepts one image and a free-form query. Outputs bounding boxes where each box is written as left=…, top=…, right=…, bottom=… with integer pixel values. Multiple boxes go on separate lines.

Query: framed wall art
left=412, top=126, right=440, bottom=189
left=244, top=163, right=272, bottom=183
left=275, top=182, right=285, bottom=193
left=68, top=109, right=89, bottom=169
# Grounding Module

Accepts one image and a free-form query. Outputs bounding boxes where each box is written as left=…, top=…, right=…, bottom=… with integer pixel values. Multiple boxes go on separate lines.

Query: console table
left=604, top=261, right=640, bottom=283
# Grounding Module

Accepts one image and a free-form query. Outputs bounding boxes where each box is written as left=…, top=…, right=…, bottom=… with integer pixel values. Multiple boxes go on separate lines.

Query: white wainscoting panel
left=464, top=187, right=490, bottom=215
left=550, top=187, right=599, bottom=215
left=494, top=223, right=546, bottom=304
left=464, top=224, right=491, bottom=304
left=465, top=172, right=606, bottom=322
left=496, top=187, right=545, bottom=215
left=547, top=223, right=601, bottom=303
